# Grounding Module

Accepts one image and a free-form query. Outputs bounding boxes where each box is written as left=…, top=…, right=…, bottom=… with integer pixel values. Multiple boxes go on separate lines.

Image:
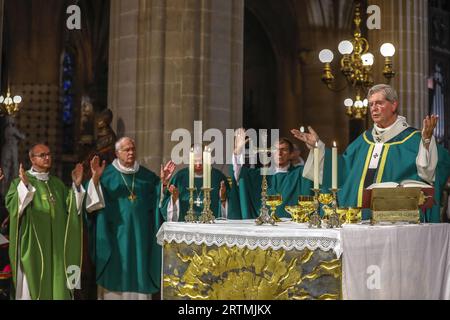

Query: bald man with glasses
left=5, top=143, right=86, bottom=300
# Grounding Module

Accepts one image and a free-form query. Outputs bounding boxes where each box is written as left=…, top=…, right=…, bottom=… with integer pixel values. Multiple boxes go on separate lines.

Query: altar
left=156, top=220, right=450, bottom=300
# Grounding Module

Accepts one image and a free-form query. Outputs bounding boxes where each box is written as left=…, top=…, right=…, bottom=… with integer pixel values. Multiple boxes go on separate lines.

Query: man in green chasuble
left=85, top=137, right=176, bottom=299
left=160, top=144, right=241, bottom=222
left=232, top=129, right=313, bottom=219
left=292, top=84, right=450, bottom=222
left=6, top=144, right=85, bottom=300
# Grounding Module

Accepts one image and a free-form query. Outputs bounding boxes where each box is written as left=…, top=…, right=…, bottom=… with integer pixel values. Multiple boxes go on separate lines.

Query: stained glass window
left=61, top=51, right=75, bottom=152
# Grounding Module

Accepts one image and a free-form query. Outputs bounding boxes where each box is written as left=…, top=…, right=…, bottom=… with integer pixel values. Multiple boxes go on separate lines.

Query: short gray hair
left=367, top=84, right=398, bottom=103
left=115, top=137, right=135, bottom=152
left=29, top=143, right=49, bottom=158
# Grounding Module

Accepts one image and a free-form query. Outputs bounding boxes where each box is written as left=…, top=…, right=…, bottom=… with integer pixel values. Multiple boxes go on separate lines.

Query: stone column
left=368, top=0, right=429, bottom=129
left=108, top=0, right=244, bottom=171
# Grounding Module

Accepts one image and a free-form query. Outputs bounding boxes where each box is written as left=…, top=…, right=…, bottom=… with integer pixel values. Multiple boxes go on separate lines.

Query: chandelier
left=318, top=1, right=396, bottom=119
left=0, top=87, right=22, bottom=116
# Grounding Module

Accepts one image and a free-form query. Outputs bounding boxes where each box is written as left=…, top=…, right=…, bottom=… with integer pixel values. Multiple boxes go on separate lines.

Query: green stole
left=6, top=174, right=82, bottom=300
left=160, top=168, right=241, bottom=221
left=231, top=165, right=313, bottom=219
left=86, top=164, right=162, bottom=294
left=326, top=127, right=450, bottom=222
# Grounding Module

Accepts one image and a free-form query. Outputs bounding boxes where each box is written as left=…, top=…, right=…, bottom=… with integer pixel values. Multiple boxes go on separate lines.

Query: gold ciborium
left=337, top=207, right=362, bottom=224
left=266, top=194, right=283, bottom=222
left=293, top=196, right=315, bottom=223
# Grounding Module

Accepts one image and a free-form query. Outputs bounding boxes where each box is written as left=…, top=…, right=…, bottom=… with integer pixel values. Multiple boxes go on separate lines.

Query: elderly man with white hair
left=292, top=84, right=450, bottom=222
left=85, top=137, right=176, bottom=300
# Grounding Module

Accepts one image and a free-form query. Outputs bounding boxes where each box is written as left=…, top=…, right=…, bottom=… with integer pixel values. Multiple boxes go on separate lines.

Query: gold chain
left=120, top=173, right=137, bottom=201
left=44, top=181, right=56, bottom=204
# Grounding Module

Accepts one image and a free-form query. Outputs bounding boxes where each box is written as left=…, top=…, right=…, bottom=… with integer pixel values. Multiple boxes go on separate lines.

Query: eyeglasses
left=32, top=152, right=52, bottom=159
left=119, top=148, right=135, bottom=153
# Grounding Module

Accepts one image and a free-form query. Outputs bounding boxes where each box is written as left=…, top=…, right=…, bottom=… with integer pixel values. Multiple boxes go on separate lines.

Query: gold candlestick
left=199, top=188, right=215, bottom=224
left=327, top=188, right=341, bottom=228
left=255, top=168, right=276, bottom=226
left=308, top=189, right=322, bottom=228
left=185, top=187, right=197, bottom=223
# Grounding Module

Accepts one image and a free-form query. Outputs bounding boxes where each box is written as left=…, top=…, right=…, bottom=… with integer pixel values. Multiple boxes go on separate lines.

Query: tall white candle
left=314, top=142, right=319, bottom=190
left=189, top=148, right=194, bottom=189
left=203, top=148, right=207, bottom=189
left=207, top=148, right=211, bottom=188
left=332, top=141, right=337, bottom=189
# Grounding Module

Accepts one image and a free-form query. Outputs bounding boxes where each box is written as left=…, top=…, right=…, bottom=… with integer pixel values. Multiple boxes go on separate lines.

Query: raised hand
left=71, top=163, right=84, bottom=188
left=291, top=126, right=320, bottom=150
left=90, top=155, right=106, bottom=186
left=234, top=128, right=250, bottom=155
left=422, top=115, right=438, bottom=143
left=161, top=160, right=176, bottom=186
left=19, top=163, right=29, bottom=187
left=219, top=181, right=227, bottom=202
left=0, top=167, right=4, bottom=181
left=168, top=185, right=179, bottom=203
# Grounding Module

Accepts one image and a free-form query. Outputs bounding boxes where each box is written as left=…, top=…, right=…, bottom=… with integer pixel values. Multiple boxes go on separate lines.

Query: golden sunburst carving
left=163, top=243, right=341, bottom=300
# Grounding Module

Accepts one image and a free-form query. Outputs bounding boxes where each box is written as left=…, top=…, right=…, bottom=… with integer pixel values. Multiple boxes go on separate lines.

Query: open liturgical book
left=366, top=180, right=433, bottom=189
left=363, top=180, right=434, bottom=209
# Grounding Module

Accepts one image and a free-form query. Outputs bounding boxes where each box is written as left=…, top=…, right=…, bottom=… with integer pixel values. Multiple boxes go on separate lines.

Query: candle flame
left=333, top=141, right=337, bottom=147
left=300, top=126, right=305, bottom=133
left=315, top=141, right=318, bottom=148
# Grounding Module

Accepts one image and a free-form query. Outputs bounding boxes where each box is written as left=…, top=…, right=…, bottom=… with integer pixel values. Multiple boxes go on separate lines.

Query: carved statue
left=95, top=108, right=117, bottom=163
left=81, top=108, right=117, bottom=180
left=1, top=116, right=26, bottom=195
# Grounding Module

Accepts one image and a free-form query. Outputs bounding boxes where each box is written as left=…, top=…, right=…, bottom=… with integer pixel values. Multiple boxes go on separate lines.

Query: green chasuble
left=231, top=165, right=313, bottom=219
left=87, top=165, right=162, bottom=294
left=326, top=128, right=450, bottom=222
left=6, top=174, right=82, bottom=300
left=160, top=168, right=241, bottom=221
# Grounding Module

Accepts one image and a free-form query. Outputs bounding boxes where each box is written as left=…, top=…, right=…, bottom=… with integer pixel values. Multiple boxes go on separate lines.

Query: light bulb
left=354, top=100, right=363, bottom=108
left=344, top=99, right=353, bottom=107
left=338, top=40, right=354, bottom=55
left=361, top=53, right=374, bottom=66
left=380, top=43, right=395, bottom=57
left=363, top=99, right=369, bottom=107
left=13, top=96, right=22, bottom=104
left=319, top=49, right=334, bottom=63
left=0, top=96, right=4, bottom=104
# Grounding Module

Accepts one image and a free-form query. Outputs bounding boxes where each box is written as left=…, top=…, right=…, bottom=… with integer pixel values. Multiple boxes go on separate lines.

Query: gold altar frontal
left=162, top=242, right=342, bottom=300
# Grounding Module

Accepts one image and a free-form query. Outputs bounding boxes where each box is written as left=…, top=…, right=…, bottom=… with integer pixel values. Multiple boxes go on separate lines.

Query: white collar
left=372, top=115, right=410, bottom=143
left=28, top=167, right=50, bottom=181
left=275, top=164, right=290, bottom=174
left=112, top=159, right=140, bottom=174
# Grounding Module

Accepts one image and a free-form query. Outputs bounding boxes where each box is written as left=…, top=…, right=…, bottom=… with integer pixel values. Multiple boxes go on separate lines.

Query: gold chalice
left=285, top=206, right=302, bottom=223
left=298, top=200, right=316, bottom=222
left=266, top=194, right=283, bottom=222
left=337, top=207, right=362, bottom=224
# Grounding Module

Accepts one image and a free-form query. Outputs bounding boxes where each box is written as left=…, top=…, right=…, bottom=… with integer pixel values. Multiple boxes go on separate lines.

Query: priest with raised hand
left=292, top=84, right=450, bottom=222
left=232, top=129, right=313, bottom=219
left=6, top=144, right=85, bottom=300
left=85, top=137, right=176, bottom=300
left=160, top=144, right=241, bottom=222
